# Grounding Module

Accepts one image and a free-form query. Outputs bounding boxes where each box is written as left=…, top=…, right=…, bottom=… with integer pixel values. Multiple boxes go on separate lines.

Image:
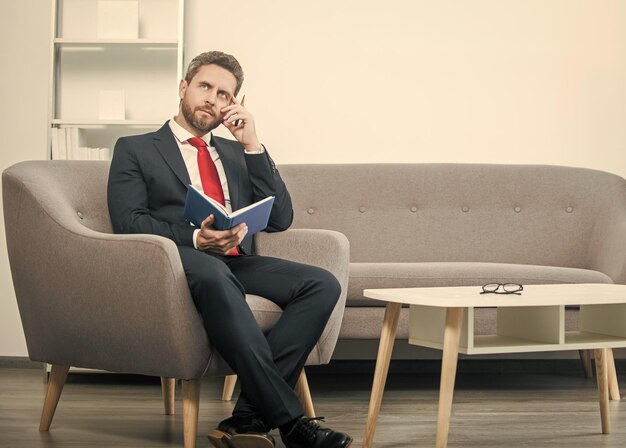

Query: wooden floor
left=1, top=363, right=625, bottom=447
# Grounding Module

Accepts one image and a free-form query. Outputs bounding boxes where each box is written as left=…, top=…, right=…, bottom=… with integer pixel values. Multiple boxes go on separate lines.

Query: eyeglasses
left=480, top=283, right=523, bottom=295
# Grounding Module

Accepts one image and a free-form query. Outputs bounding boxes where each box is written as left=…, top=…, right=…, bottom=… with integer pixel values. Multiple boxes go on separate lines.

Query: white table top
left=363, top=283, right=626, bottom=308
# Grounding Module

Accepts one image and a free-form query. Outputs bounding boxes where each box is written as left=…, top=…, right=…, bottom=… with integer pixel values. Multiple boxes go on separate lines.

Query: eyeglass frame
left=480, top=283, right=524, bottom=295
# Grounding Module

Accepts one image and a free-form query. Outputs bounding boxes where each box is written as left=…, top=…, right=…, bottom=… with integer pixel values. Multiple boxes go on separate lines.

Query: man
left=107, top=51, right=352, bottom=448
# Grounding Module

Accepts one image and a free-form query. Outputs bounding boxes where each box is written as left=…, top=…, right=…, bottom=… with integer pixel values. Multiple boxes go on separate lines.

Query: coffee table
left=362, top=283, right=625, bottom=448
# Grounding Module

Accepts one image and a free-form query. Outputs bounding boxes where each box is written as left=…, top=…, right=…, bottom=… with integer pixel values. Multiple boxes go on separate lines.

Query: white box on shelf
left=97, top=1, right=139, bottom=39
left=99, top=90, right=126, bottom=120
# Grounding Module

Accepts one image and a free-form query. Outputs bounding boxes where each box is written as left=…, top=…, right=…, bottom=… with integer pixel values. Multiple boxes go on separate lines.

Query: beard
left=181, top=98, right=221, bottom=134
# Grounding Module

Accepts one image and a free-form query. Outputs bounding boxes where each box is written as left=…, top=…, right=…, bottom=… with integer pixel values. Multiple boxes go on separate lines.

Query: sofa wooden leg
left=161, top=377, right=176, bottom=415
left=39, top=364, right=69, bottom=431
left=182, top=379, right=200, bottom=448
left=607, top=349, right=620, bottom=401
left=222, top=374, right=237, bottom=401
left=295, top=369, right=315, bottom=418
left=579, top=349, right=593, bottom=379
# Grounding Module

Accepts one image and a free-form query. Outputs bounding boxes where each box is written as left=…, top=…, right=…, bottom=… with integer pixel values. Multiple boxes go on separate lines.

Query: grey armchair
left=2, top=160, right=349, bottom=448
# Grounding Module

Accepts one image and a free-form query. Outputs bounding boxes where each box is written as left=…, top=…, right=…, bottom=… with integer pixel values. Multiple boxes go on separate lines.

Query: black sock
left=280, top=415, right=303, bottom=434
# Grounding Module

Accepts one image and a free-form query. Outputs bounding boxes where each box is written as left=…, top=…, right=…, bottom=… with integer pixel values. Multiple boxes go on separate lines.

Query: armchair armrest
left=255, top=229, right=350, bottom=364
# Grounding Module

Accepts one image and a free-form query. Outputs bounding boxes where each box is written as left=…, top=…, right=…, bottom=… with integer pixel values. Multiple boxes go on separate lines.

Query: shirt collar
left=168, top=118, right=212, bottom=146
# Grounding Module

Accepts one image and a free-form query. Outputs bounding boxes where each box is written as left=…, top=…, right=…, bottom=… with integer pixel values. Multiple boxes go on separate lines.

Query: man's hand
left=221, top=96, right=262, bottom=152
left=195, top=214, right=248, bottom=255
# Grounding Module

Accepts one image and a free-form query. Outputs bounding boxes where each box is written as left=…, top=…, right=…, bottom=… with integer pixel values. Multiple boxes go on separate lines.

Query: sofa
left=276, top=163, right=626, bottom=353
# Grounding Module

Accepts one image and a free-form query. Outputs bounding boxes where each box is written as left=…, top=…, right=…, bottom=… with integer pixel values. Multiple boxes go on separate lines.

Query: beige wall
left=0, top=0, right=51, bottom=356
left=198, top=0, right=626, bottom=176
left=1, top=0, right=625, bottom=356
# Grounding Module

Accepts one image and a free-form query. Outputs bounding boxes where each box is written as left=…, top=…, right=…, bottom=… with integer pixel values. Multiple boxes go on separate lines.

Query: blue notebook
left=184, top=185, right=275, bottom=235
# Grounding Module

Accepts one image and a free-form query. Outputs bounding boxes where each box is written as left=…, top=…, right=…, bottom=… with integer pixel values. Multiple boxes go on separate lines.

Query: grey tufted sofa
left=278, top=163, right=626, bottom=356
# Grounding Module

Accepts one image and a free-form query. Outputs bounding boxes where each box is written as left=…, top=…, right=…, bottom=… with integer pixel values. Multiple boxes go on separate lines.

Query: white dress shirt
left=167, top=118, right=264, bottom=248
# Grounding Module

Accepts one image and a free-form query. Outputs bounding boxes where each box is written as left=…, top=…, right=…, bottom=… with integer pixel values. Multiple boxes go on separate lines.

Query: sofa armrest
left=255, top=229, right=350, bottom=364
left=589, top=220, right=626, bottom=285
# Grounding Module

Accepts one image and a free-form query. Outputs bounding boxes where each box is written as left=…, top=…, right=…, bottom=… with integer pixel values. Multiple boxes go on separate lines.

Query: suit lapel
left=153, top=123, right=191, bottom=188
left=211, top=136, right=242, bottom=210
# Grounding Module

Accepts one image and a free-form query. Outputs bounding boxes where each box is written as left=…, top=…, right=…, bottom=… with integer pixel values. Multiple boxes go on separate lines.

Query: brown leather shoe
left=208, top=415, right=275, bottom=448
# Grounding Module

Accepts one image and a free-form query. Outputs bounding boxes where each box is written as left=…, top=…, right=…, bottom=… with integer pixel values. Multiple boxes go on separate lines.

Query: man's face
left=178, top=64, right=237, bottom=134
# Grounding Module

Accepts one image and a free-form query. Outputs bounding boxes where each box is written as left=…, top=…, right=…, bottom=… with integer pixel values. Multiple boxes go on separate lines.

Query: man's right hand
left=195, top=215, right=248, bottom=255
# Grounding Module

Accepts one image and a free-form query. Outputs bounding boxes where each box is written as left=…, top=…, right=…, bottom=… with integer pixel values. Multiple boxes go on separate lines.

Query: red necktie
left=187, top=137, right=225, bottom=205
left=187, top=137, right=240, bottom=256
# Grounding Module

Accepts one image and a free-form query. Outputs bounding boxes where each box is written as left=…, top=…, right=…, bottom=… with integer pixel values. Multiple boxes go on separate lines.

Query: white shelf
left=52, top=119, right=164, bottom=126
left=408, top=299, right=626, bottom=356
left=54, top=38, right=178, bottom=46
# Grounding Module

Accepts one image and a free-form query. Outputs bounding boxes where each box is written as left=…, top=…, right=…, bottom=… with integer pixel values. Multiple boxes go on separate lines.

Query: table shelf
left=409, top=303, right=626, bottom=355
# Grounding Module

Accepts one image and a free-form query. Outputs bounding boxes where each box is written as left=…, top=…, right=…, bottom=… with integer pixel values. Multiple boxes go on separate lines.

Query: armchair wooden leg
left=607, top=349, right=621, bottom=401
left=182, top=379, right=200, bottom=448
left=161, top=377, right=176, bottom=415
left=39, top=364, right=69, bottom=431
left=295, top=369, right=315, bottom=418
left=222, top=374, right=237, bottom=401
left=579, top=349, right=593, bottom=379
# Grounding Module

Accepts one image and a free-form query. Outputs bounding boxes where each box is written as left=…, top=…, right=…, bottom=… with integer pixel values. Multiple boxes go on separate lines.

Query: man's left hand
left=221, top=96, right=262, bottom=152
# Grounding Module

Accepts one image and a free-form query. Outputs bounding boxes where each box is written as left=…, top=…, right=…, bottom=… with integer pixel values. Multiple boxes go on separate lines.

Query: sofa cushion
left=348, top=262, right=613, bottom=306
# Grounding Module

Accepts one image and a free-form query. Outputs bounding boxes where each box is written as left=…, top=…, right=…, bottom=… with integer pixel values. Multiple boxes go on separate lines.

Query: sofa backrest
left=279, top=164, right=626, bottom=269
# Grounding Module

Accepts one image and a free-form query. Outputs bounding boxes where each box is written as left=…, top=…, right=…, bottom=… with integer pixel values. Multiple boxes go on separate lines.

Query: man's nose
left=204, top=89, right=216, bottom=105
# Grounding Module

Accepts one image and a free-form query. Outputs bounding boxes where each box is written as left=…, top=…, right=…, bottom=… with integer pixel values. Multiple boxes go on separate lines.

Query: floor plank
left=0, top=365, right=624, bottom=447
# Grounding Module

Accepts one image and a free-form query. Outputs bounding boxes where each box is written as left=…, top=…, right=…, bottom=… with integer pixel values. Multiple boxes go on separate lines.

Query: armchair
left=2, top=160, right=349, bottom=448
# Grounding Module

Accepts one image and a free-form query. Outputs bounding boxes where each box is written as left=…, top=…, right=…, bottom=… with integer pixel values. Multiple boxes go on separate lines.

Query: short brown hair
left=184, top=51, right=244, bottom=96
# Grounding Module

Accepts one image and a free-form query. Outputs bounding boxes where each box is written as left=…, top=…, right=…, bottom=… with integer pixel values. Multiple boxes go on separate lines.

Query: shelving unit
left=48, top=0, right=184, bottom=159
left=44, top=0, right=184, bottom=380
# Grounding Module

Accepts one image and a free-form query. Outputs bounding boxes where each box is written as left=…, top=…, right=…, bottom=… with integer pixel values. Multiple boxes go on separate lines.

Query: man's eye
left=218, top=92, right=227, bottom=99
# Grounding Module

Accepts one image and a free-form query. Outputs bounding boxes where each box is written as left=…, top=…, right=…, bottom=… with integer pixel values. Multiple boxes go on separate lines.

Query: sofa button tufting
left=566, top=206, right=573, bottom=213
left=307, top=208, right=315, bottom=215
left=514, top=206, right=521, bottom=213
left=359, top=206, right=366, bottom=213
left=461, top=206, right=469, bottom=213
left=410, top=206, right=418, bottom=213
left=77, top=211, right=84, bottom=219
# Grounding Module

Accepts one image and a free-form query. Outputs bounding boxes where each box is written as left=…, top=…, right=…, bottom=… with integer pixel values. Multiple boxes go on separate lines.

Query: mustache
left=195, top=106, right=215, bottom=116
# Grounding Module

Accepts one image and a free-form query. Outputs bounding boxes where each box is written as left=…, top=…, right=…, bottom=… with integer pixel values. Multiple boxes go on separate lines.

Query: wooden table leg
left=363, top=302, right=401, bottom=448
left=436, top=307, right=465, bottom=448
left=606, top=349, right=620, bottom=401
left=594, top=348, right=611, bottom=434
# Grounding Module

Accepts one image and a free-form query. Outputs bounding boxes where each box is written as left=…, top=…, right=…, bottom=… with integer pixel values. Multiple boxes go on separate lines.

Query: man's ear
left=179, top=79, right=188, bottom=99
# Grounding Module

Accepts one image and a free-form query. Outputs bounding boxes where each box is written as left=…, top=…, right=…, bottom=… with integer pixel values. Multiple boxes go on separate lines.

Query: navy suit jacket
left=107, top=122, right=293, bottom=254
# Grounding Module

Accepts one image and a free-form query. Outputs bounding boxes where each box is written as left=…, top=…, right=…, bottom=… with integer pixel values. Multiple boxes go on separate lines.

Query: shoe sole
left=282, top=435, right=354, bottom=448
left=208, top=429, right=274, bottom=448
